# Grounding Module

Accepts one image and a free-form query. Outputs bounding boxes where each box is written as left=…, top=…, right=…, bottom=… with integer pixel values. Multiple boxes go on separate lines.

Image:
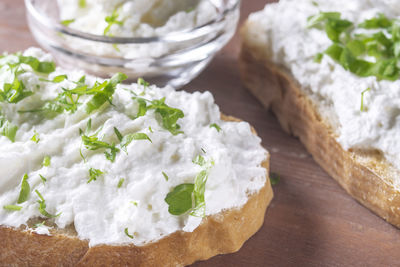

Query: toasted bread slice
left=239, top=22, right=400, bottom=228
left=0, top=115, right=273, bottom=267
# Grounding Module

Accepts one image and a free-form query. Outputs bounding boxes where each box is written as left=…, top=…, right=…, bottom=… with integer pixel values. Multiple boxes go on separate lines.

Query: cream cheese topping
left=0, top=48, right=267, bottom=246
left=247, top=0, right=400, bottom=183
left=57, top=0, right=218, bottom=38
left=56, top=0, right=219, bottom=58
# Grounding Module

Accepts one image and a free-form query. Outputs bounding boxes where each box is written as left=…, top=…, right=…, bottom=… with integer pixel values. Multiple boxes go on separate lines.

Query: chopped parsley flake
left=360, top=87, right=371, bottom=112
left=34, top=221, right=46, bottom=228
left=35, top=190, right=61, bottom=218
left=117, top=178, right=125, bottom=188
left=78, top=0, right=86, bottom=8
left=137, top=78, right=150, bottom=88
left=17, top=174, right=30, bottom=204
left=193, top=155, right=206, bottom=166
left=3, top=205, right=22, bottom=211
left=120, top=133, right=152, bottom=152
left=87, top=168, right=104, bottom=183
left=165, top=156, right=213, bottom=217
left=61, top=19, right=75, bottom=26
left=210, top=123, right=222, bottom=132
left=309, top=12, right=400, bottom=81
left=104, top=9, right=123, bottom=36
left=0, top=113, right=18, bottom=142
left=39, top=74, right=68, bottom=83
left=42, top=156, right=51, bottom=167
left=124, top=227, right=134, bottom=239
left=270, top=172, right=281, bottom=186
left=30, top=130, right=40, bottom=143
left=39, top=174, right=47, bottom=184
left=132, top=97, right=184, bottom=135
left=162, top=172, right=169, bottom=181
left=19, top=73, right=127, bottom=117
left=81, top=123, right=120, bottom=162
left=165, top=184, right=195, bottom=215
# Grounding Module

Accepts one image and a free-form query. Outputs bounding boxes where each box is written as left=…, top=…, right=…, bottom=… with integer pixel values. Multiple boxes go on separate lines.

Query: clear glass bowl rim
left=24, top=0, right=241, bottom=44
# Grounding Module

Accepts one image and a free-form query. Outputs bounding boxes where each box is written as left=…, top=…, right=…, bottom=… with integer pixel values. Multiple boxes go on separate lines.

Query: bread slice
left=239, top=21, right=400, bottom=228
left=0, top=115, right=273, bottom=267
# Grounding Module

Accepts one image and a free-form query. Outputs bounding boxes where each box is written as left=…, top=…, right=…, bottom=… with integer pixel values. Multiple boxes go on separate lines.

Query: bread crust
left=0, top=115, right=272, bottom=267
left=239, top=24, right=400, bottom=228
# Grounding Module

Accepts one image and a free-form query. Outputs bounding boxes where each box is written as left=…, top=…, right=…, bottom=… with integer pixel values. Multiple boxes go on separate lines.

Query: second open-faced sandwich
left=240, top=0, right=400, bottom=226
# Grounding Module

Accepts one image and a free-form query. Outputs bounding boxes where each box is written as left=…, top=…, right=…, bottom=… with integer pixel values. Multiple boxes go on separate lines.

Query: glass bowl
left=24, top=0, right=240, bottom=88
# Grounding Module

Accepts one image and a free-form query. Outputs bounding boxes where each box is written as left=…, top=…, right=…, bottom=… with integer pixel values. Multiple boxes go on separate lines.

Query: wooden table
left=2, top=0, right=400, bottom=266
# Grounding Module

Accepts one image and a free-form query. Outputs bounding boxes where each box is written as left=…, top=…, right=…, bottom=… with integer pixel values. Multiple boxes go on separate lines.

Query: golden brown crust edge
left=0, top=115, right=273, bottom=267
left=239, top=33, right=400, bottom=228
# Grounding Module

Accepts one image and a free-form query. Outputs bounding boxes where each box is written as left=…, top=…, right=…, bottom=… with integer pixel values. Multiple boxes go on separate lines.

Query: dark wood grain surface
left=2, top=0, right=400, bottom=266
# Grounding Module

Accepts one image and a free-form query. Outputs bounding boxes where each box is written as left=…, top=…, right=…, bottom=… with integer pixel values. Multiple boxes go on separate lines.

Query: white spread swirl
left=247, top=0, right=400, bottom=184
left=0, top=48, right=267, bottom=246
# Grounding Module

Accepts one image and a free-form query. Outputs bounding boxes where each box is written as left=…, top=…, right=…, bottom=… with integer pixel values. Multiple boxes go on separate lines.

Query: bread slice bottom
left=0, top=115, right=273, bottom=267
left=239, top=42, right=400, bottom=228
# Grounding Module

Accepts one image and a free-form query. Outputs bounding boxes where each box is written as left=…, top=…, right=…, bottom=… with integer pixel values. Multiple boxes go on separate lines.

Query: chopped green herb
left=85, top=73, right=127, bottom=114
left=309, top=12, right=400, bottom=81
left=358, top=13, right=392, bottom=29
left=307, top=12, right=342, bottom=29
left=19, top=55, right=56, bottom=74
left=130, top=201, right=138, bottom=206
left=39, top=74, right=68, bottom=83
left=81, top=128, right=120, bottom=162
left=270, top=172, right=280, bottom=186
left=162, top=172, right=169, bottom=181
left=113, top=127, right=123, bottom=142
left=165, top=157, right=213, bottom=217
left=78, top=0, right=86, bottom=8
left=148, top=126, right=153, bottom=133
left=34, top=221, right=46, bottom=228
left=193, top=155, right=206, bottom=166
left=190, top=169, right=208, bottom=217
left=210, top=123, right=222, bottom=132
left=3, top=205, right=22, bottom=211
left=42, top=156, right=51, bottom=167
left=360, top=87, right=371, bottom=112
left=313, top=53, right=323, bottom=63
left=20, top=73, right=127, bottom=117
left=87, top=168, right=104, bottom=183
left=112, top=44, right=120, bottom=52
left=165, top=183, right=194, bottom=215
left=120, top=133, right=152, bottom=152
left=117, top=178, right=125, bottom=188
left=17, top=174, right=30, bottom=204
left=137, top=78, right=150, bottom=88
left=104, top=9, right=123, bottom=36
left=0, top=114, right=18, bottom=142
left=35, top=190, right=61, bottom=218
left=124, top=227, right=134, bottom=239
left=61, top=19, right=75, bottom=26
left=31, top=130, right=40, bottom=143
left=0, top=53, right=57, bottom=104
left=39, top=174, right=47, bottom=184
left=132, top=97, right=184, bottom=135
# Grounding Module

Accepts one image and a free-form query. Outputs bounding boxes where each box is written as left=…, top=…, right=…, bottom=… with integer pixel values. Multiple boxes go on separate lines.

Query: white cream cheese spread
left=0, top=48, right=267, bottom=246
left=247, top=0, right=400, bottom=177
left=55, top=0, right=220, bottom=59
left=57, top=0, right=218, bottom=38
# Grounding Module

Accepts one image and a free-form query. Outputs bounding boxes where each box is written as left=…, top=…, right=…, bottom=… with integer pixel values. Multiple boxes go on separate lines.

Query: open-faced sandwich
left=240, top=0, right=400, bottom=226
left=0, top=48, right=272, bottom=266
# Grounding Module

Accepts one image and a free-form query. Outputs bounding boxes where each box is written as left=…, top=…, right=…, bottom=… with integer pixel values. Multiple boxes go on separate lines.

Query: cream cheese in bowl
left=0, top=48, right=267, bottom=246
left=24, top=0, right=240, bottom=88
